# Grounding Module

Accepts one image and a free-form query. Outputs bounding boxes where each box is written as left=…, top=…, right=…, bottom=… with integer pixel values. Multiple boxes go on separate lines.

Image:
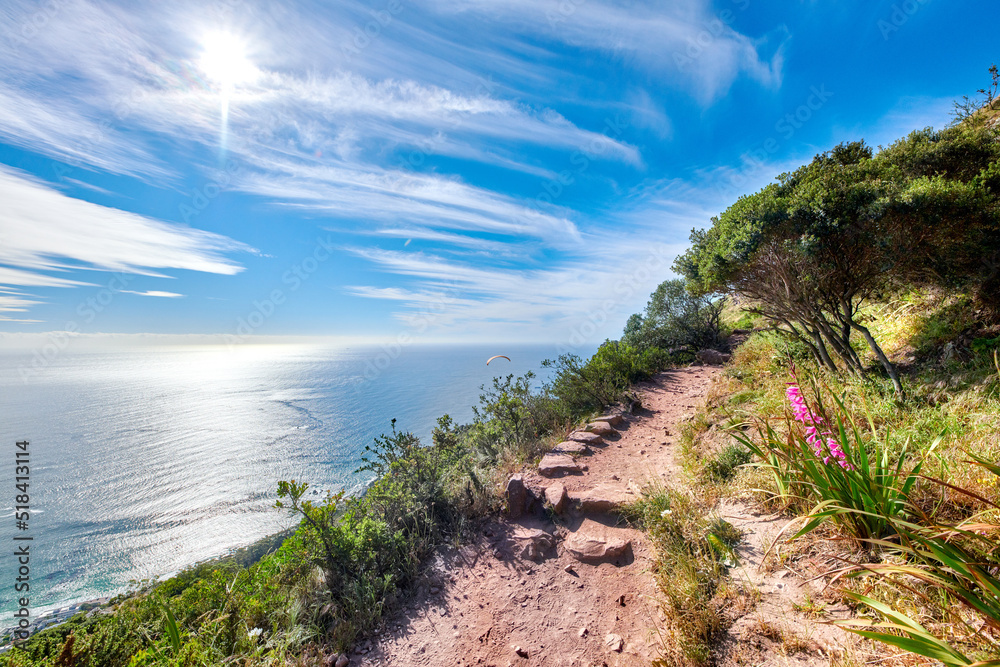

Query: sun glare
left=198, top=31, right=258, bottom=88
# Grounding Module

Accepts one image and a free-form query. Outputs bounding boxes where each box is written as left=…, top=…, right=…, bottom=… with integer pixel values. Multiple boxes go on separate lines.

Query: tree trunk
left=850, top=320, right=905, bottom=399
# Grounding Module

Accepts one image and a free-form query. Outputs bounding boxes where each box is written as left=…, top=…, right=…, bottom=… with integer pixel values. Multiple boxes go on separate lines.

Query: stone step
left=568, top=483, right=639, bottom=513
left=584, top=421, right=616, bottom=436
left=538, top=453, right=582, bottom=477
left=551, top=440, right=590, bottom=455
left=563, top=518, right=633, bottom=564
left=596, top=413, right=624, bottom=426
left=566, top=431, right=604, bottom=446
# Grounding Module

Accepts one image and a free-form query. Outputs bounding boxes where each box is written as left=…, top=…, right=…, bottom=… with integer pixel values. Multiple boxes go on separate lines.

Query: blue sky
left=0, top=0, right=994, bottom=346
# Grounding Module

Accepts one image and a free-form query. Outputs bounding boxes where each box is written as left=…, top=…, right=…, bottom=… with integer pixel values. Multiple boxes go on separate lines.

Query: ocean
left=0, top=342, right=582, bottom=614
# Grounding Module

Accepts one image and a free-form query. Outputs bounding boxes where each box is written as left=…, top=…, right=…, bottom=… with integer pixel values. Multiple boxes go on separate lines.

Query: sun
left=197, top=31, right=258, bottom=89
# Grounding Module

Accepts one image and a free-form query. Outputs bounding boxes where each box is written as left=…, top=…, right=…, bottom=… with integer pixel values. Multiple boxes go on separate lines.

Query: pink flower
left=786, top=381, right=853, bottom=470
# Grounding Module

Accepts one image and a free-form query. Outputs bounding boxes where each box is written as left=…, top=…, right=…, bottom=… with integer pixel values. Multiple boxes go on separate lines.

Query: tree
left=950, top=63, right=998, bottom=126
left=621, top=278, right=725, bottom=352
left=676, top=141, right=908, bottom=396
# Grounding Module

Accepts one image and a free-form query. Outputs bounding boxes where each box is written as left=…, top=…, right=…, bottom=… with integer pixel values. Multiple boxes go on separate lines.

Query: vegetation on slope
left=665, top=66, right=1000, bottom=666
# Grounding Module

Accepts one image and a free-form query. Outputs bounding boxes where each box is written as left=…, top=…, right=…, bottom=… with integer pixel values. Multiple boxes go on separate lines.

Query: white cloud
left=237, top=153, right=583, bottom=247
left=0, top=166, right=251, bottom=318
left=120, top=290, right=185, bottom=298
left=419, top=0, right=785, bottom=104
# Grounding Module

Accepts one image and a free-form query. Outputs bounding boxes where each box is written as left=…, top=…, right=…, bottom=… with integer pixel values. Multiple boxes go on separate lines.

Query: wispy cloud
left=0, top=166, right=250, bottom=318
left=120, top=290, right=185, bottom=298
left=418, top=0, right=785, bottom=104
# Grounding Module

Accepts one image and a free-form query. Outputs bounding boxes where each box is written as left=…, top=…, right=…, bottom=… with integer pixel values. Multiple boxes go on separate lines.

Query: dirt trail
left=352, top=366, right=851, bottom=667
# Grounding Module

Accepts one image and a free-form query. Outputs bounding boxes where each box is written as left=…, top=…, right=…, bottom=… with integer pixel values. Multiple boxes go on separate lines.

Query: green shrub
left=543, top=341, right=671, bottom=415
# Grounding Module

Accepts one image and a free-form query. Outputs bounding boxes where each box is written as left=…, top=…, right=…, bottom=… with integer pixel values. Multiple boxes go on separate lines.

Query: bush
left=543, top=341, right=671, bottom=415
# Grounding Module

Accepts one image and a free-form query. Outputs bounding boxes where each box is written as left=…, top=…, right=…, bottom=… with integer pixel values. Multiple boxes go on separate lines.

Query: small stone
left=605, top=633, right=624, bottom=652
left=514, top=645, right=529, bottom=658
left=578, top=627, right=588, bottom=638
left=335, top=654, right=349, bottom=667
left=430, top=586, right=441, bottom=595
left=565, top=533, right=631, bottom=562
left=695, top=349, right=731, bottom=365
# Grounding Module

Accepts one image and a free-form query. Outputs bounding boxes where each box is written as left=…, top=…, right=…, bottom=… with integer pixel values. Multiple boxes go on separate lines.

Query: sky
left=0, top=0, right=995, bottom=347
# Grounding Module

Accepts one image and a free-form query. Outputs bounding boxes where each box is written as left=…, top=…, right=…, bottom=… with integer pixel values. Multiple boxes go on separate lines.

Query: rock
left=564, top=564, right=575, bottom=574
left=585, top=421, right=616, bottom=436
left=551, top=440, right=590, bottom=455
left=544, top=483, right=568, bottom=513
left=510, top=528, right=554, bottom=560
left=596, top=413, right=624, bottom=426
left=578, top=627, right=588, bottom=638
left=538, top=453, right=581, bottom=477
left=567, top=431, right=604, bottom=445
left=514, top=645, right=529, bottom=658
left=335, top=654, right=349, bottom=667
left=605, top=633, right=624, bottom=652
left=506, top=474, right=527, bottom=518
left=571, top=484, right=637, bottom=513
left=565, top=533, right=630, bottom=563
left=429, top=586, right=440, bottom=595
left=695, top=349, right=731, bottom=365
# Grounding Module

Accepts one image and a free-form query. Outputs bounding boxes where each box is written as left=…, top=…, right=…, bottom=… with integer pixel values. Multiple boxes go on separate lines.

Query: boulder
left=539, top=453, right=581, bottom=477
left=695, top=349, right=731, bottom=365
left=505, top=474, right=527, bottom=518
left=551, top=440, right=590, bottom=455
left=571, top=484, right=637, bottom=513
left=565, top=533, right=630, bottom=563
left=596, top=413, right=624, bottom=426
left=585, top=421, right=616, bottom=436
left=544, top=483, right=568, bottom=514
left=510, top=528, right=554, bottom=560
left=567, top=431, right=604, bottom=445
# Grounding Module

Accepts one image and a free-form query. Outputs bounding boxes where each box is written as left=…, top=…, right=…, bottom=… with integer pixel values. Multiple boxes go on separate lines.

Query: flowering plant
left=732, top=371, right=928, bottom=543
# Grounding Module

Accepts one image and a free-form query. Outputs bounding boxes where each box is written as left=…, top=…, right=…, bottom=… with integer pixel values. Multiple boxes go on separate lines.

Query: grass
left=625, top=484, right=743, bottom=666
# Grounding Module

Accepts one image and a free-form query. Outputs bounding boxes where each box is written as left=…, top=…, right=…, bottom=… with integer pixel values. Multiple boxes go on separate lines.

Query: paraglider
left=486, top=355, right=510, bottom=365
